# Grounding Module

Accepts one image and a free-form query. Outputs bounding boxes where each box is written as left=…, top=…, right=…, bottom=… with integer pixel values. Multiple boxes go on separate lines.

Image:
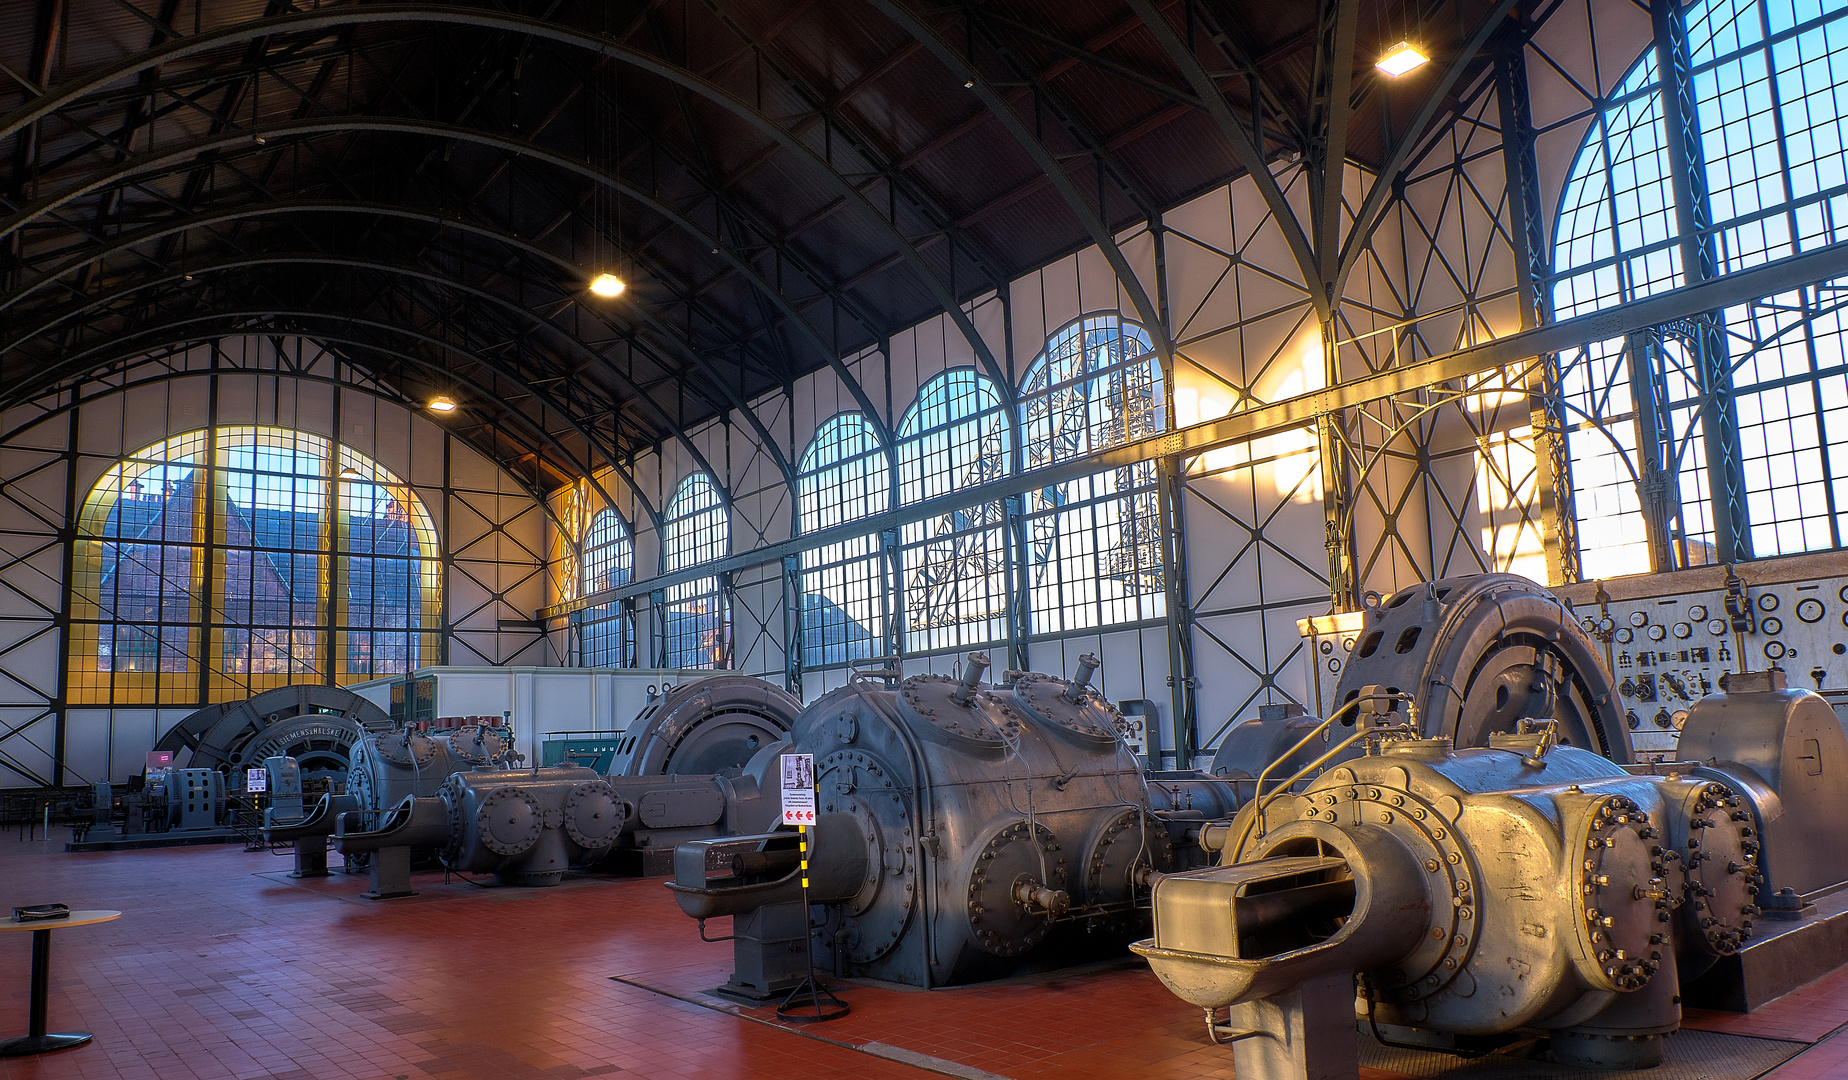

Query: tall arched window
left=1019, top=314, right=1167, bottom=632
left=69, top=427, right=440, bottom=704
left=799, top=414, right=890, bottom=668
left=1549, top=0, right=1848, bottom=575
left=662, top=472, right=728, bottom=669
left=580, top=508, right=633, bottom=666
left=897, top=369, right=1011, bottom=655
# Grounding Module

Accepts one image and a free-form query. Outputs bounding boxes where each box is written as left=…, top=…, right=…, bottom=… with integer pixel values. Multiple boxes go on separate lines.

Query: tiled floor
left=0, top=833, right=1841, bottom=1080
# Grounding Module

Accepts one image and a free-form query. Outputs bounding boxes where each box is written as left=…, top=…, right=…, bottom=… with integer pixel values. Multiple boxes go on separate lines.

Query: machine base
left=65, top=830, right=242, bottom=853
left=0, top=1032, right=92, bottom=1057
left=1686, top=886, right=1848, bottom=1011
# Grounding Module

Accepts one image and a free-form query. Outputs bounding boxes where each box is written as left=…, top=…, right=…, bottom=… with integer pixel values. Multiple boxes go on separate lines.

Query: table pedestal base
left=0, top=1032, right=92, bottom=1056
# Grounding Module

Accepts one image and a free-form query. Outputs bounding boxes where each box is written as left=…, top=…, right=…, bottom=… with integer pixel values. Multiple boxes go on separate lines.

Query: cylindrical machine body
left=1136, top=737, right=1763, bottom=1060
left=437, top=767, right=627, bottom=886
left=773, top=665, right=1240, bottom=987
left=345, top=730, right=469, bottom=820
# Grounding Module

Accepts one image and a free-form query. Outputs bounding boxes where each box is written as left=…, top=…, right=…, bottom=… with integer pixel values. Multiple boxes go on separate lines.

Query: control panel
left=1559, top=560, right=1848, bottom=760
left=1293, top=559, right=1848, bottom=763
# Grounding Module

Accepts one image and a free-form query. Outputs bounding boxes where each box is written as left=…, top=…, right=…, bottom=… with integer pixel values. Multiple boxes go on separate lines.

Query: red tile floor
left=0, top=832, right=1843, bottom=1080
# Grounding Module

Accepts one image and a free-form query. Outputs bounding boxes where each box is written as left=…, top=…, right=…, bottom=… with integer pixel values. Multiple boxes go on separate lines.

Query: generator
left=668, top=654, right=1242, bottom=995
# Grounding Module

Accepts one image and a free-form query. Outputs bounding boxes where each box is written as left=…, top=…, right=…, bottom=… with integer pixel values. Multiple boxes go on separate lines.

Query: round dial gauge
left=1615, top=627, right=1634, bottom=644
left=1708, top=619, right=1729, bottom=636
left=1762, top=616, right=1784, bottom=636
left=1647, top=624, right=1667, bottom=641
left=1840, top=585, right=1848, bottom=605
left=1759, top=593, right=1780, bottom=612
left=1629, top=611, right=1649, bottom=627
left=1797, top=597, right=1827, bottom=623
left=1672, top=622, right=1692, bottom=639
left=1599, top=616, right=1616, bottom=634
left=1672, top=709, right=1690, bottom=730
left=1689, top=605, right=1708, bottom=621
left=1766, top=640, right=1787, bottom=660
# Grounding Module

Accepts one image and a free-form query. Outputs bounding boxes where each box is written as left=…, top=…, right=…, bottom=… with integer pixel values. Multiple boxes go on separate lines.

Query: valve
left=1063, top=653, right=1101, bottom=704
left=950, top=652, right=991, bottom=707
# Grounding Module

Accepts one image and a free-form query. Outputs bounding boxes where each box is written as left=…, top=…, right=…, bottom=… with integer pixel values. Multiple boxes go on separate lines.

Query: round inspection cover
left=1082, top=808, right=1169, bottom=914
left=448, top=725, right=510, bottom=765
left=819, top=751, right=916, bottom=965
left=1566, top=793, right=1664, bottom=993
left=1673, top=780, right=1759, bottom=959
left=898, top=675, right=1018, bottom=750
left=1009, top=674, right=1121, bottom=749
left=374, top=731, right=439, bottom=769
left=562, top=781, right=626, bottom=849
left=965, top=821, right=1068, bottom=958
left=475, top=786, right=544, bottom=856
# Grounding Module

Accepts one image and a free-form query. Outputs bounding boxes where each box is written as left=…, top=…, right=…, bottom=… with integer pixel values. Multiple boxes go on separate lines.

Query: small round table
left=0, top=910, right=120, bottom=1056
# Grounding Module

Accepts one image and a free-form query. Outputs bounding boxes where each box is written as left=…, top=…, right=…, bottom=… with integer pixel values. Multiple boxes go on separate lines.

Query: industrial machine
left=330, top=765, right=629, bottom=896
left=267, top=673, right=805, bottom=891
left=667, top=653, right=1244, bottom=996
left=1132, top=667, right=1848, bottom=1080
left=1331, top=573, right=1631, bottom=762
left=65, top=684, right=392, bottom=851
left=154, top=683, right=392, bottom=791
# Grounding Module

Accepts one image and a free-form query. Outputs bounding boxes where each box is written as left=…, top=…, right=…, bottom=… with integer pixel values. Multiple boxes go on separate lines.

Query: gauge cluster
left=1567, top=572, right=1848, bottom=760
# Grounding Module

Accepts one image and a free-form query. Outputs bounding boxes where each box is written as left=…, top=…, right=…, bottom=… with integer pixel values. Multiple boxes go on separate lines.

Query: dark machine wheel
left=612, top=675, right=802, bottom=776
left=1333, top=574, right=1629, bottom=761
left=154, top=684, right=392, bottom=787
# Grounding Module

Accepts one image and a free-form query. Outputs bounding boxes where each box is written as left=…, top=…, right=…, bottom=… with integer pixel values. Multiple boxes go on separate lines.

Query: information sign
left=246, top=767, right=268, bottom=793
left=780, top=753, right=816, bottom=825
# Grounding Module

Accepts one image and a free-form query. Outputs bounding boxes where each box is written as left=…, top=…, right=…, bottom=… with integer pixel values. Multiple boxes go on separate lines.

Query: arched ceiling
left=0, top=0, right=1518, bottom=492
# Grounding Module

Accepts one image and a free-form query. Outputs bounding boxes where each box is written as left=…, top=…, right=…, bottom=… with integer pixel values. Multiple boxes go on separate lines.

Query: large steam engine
left=668, top=653, right=1241, bottom=995
left=269, top=673, right=806, bottom=895
left=1133, top=668, right=1848, bottom=1080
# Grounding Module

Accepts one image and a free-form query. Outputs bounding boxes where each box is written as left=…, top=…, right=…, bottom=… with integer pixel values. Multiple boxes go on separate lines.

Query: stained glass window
left=69, top=427, right=440, bottom=704
left=897, top=370, right=1012, bottom=655
left=1019, top=314, right=1167, bottom=633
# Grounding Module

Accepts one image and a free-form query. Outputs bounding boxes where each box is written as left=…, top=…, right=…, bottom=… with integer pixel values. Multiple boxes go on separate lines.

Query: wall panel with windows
left=0, top=336, right=546, bottom=787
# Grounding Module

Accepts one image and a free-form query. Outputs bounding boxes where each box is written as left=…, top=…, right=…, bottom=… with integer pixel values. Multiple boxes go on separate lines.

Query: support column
left=1653, top=0, right=1750, bottom=563
left=1497, top=23, right=1580, bottom=585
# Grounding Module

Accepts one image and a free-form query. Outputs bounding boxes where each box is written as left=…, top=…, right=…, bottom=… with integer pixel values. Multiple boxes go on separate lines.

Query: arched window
left=661, top=472, right=728, bottom=668
left=69, top=427, right=440, bottom=704
left=579, top=508, right=633, bottom=666
left=798, top=414, right=890, bottom=668
left=1018, top=314, right=1167, bottom=632
left=1550, top=0, right=1848, bottom=574
left=896, top=370, right=1011, bottom=654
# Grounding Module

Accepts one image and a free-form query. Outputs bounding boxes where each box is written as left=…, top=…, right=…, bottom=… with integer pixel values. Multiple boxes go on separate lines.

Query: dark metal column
left=1653, top=0, right=1751, bottom=563
left=1496, top=25, right=1580, bottom=585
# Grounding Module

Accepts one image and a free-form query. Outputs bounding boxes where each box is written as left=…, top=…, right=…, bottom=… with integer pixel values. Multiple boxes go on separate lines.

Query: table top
left=0, top=911, right=120, bottom=932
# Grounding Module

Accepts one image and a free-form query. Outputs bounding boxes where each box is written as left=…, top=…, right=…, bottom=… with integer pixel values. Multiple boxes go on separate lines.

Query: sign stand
left=775, top=766, right=847, bottom=1023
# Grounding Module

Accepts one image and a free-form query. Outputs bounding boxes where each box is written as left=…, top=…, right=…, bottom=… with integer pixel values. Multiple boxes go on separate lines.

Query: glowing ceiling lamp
left=588, top=272, right=626, bottom=298
left=1376, top=41, right=1430, bottom=77
left=427, top=396, right=458, bottom=413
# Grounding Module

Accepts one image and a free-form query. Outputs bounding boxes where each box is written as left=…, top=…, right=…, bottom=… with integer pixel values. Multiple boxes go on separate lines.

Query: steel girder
left=548, top=237, right=1848, bottom=618
left=0, top=248, right=742, bottom=528
left=23, top=319, right=599, bottom=548
left=868, top=0, right=1176, bottom=394
left=1650, top=0, right=1750, bottom=566
left=7, top=298, right=656, bottom=535
left=6, top=120, right=883, bottom=467
left=0, top=4, right=1011, bottom=425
